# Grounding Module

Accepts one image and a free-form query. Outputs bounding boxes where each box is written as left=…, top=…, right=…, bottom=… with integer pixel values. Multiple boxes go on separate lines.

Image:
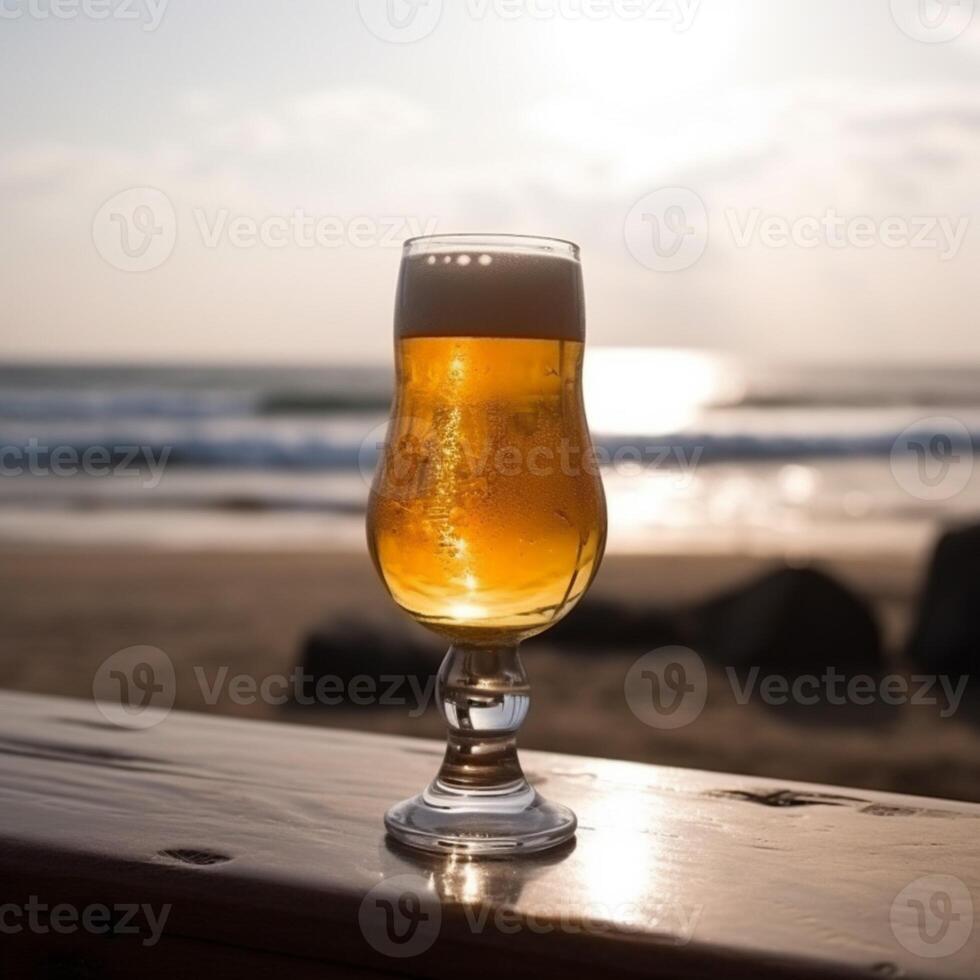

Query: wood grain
left=0, top=691, right=976, bottom=978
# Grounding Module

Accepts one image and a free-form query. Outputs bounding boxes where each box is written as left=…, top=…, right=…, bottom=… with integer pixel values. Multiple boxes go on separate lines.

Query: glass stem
left=431, top=643, right=531, bottom=796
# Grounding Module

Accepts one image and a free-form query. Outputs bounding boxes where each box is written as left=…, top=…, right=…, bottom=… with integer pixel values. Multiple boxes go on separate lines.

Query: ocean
left=1, top=351, right=978, bottom=556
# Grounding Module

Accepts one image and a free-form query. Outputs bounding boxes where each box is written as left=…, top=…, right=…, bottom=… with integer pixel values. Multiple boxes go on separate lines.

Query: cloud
left=212, top=114, right=289, bottom=153
left=0, top=138, right=258, bottom=234
left=208, top=87, right=431, bottom=153
left=289, top=88, right=430, bottom=140
left=513, top=82, right=980, bottom=218
left=177, top=90, right=226, bottom=118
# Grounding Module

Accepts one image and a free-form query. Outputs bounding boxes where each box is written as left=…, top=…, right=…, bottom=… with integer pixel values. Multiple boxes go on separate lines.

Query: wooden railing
left=0, top=691, right=976, bottom=978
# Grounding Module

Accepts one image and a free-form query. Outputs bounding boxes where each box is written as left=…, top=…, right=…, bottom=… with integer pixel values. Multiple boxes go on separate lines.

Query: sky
left=1, top=0, right=979, bottom=365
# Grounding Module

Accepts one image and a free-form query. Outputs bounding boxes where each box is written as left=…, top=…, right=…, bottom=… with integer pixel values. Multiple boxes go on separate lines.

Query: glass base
left=385, top=780, right=576, bottom=856
left=386, top=642, right=577, bottom=856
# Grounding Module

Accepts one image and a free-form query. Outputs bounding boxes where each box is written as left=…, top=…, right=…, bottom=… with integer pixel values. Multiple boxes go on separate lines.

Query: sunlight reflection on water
left=584, top=348, right=746, bottom=436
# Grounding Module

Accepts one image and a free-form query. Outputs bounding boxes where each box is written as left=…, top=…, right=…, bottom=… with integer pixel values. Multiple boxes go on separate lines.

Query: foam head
left=395, top=235, right=585, bottom=342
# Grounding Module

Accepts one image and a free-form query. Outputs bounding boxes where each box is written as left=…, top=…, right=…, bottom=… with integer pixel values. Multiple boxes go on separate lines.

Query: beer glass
left=367, top=234, right=606, bottom=855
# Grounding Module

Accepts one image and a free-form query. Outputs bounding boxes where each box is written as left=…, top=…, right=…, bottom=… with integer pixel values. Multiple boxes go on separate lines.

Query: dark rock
left=693, top=566, right=882, bottom=677
left=546, top=598, right=685, bottom=651
left=294, top=618, right=441, bottom=712
left=906, top=525, right=980, bottom=681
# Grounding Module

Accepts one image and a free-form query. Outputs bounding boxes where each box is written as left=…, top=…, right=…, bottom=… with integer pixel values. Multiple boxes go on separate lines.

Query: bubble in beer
left=457, top=255, right=471, bottom=266
left=478, top=254, right=492, bottom=266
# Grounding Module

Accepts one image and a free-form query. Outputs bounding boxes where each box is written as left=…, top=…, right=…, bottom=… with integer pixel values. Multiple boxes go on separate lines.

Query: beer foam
left=395, top=245, right=585, bottom=341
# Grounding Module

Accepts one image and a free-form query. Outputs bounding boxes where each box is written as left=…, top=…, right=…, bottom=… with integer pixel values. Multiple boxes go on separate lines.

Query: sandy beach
left=3, top=544, right=976, bottom=803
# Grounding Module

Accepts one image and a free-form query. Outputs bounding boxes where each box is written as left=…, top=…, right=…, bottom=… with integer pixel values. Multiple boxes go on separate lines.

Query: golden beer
left=368, top=334, right=605, bottom=642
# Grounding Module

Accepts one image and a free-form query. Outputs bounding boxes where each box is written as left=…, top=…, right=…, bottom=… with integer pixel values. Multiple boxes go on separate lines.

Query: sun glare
left=584, top=347, right=745, bottom=435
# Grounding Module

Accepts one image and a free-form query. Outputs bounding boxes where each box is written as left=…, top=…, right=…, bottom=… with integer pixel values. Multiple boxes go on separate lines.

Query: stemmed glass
left=367, top=234, right=606, bottom=855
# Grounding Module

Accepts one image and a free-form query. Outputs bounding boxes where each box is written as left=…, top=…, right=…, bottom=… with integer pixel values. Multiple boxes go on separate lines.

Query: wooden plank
left=0, top=691, right=976, bottom=979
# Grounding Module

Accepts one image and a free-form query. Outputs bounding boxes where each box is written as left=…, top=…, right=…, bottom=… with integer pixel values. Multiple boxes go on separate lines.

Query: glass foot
left=385, top=780, right=577, bottom=856
left=386, top=642, right=577, bottom=856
